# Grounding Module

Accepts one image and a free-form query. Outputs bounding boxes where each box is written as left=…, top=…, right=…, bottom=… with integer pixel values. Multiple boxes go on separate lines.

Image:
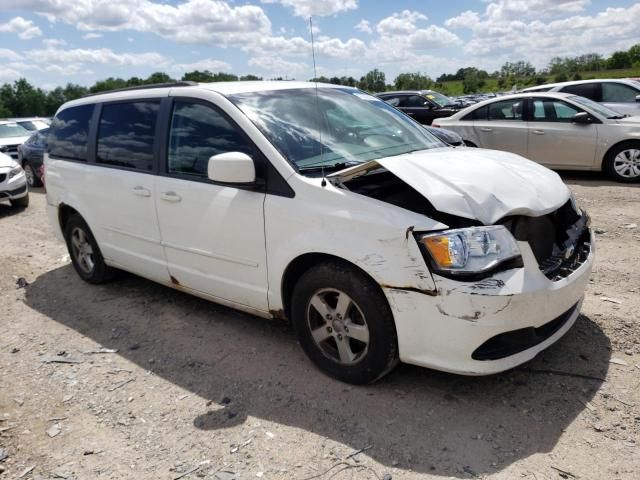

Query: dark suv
left=375, top=90, right=465, bottom=125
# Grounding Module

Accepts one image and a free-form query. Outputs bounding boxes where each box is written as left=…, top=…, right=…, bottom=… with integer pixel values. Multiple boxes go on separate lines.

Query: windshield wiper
left=298, top=162, right=354, bottom=173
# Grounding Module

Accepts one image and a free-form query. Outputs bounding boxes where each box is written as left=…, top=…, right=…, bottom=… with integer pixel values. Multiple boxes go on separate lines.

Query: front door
left=154, top=99, right=269, bottom=312
left=526, top=97, right=597, bottom=168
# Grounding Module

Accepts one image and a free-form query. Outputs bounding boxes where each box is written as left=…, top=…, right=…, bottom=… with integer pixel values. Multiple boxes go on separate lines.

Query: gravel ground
left=1, top=174, right=639, bottom=480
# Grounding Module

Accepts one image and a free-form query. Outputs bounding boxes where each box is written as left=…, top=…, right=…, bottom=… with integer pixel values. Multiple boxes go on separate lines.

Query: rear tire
left=23, top=162, right=42, bottom=187
left=603, top=141, right=640, bottom=183
left=291, top=261, right=399, bottom=384
left=10, top=194, right=29, bottom=209
left=64, top=214, right=116, bottom=284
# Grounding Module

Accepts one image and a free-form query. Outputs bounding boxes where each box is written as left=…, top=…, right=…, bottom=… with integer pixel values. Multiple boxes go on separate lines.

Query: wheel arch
left=279, top=252, right=389, bottom=321
left=602, top=139, right=640, bottom=170
left=58, top=203, right=81, bottom=233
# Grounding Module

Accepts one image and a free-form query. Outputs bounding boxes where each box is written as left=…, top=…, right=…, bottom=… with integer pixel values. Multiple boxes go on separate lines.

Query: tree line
left=1, top=43, right=639, bottom=118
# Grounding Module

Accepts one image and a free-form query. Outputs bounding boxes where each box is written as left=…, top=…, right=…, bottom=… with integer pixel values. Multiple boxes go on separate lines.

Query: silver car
left=522, top=79, right=640, bottom=117
left=434, top=92, right=640, bottom=182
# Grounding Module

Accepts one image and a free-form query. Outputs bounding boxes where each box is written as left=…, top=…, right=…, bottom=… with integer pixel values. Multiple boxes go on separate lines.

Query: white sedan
left=434, top=92, right=640, bottom=182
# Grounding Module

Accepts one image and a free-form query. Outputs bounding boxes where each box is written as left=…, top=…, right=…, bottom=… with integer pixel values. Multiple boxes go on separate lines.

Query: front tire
left=64, top=214, right=116, bottom=284
left=291, top=261, right=399, bottom=384
left=603, top=142, right=640, bottom=183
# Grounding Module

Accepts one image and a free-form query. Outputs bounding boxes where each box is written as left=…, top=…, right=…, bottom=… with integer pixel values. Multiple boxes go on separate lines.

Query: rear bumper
left=385, top=231, right=594, bottom=375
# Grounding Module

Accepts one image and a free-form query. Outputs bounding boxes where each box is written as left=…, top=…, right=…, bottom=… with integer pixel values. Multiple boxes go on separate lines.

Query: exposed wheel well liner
left=280, top=253, right=385, bottom=320
left=58, top=204, right=80, bottom=232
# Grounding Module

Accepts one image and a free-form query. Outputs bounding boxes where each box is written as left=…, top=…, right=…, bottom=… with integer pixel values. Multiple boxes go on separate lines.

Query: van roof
left=60, top=81, right=349, bottom=112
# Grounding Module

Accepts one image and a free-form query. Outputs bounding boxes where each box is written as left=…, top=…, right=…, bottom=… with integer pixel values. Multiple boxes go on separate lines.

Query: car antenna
left=309, top=16, right=327, bottom=187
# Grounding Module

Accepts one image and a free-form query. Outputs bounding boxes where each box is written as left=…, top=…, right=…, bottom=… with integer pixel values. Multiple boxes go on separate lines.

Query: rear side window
left=97, top=101, right=159, bottom=171
left=167, top=101, right=253, bottom=177
left=48, top=104, right=94, bottom=161
left=488, top=99, right=523, bottom=120
left=561, top=83, right=599, bottom=101
left=602, top=82, right=639, bottom=102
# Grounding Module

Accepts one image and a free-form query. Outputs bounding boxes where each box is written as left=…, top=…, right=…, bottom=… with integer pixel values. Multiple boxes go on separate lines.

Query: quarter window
left=97, top=101, right=159, bottom=171
left=488, top=99, right=523, bottom=120
left=168, top=101, right=253, bottom=177
left=530, top=99, right=581, bottom=122
left=602, top=82, right=639, bottom=102
left=48, top=104, right=94, bottom=161
left=561, top=83, right=599, bottom=101
left=463, top=105, right=488, bottom=121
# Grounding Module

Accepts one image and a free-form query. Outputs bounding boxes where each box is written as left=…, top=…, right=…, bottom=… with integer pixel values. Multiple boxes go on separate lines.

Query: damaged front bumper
left=384, top=230, right=595, bottom=375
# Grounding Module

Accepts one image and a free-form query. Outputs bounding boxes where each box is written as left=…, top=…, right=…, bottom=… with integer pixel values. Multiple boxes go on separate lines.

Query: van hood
left=329, top=147, right=571, bottom=225
left=0, top=135, right=30, bottom=147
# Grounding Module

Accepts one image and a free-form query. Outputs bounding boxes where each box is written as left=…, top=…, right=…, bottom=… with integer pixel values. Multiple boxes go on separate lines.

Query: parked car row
left=375, top=78, right=640, bottom=183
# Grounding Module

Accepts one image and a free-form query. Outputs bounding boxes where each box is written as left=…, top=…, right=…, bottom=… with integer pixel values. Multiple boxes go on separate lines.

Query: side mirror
left=572, top=112, right=592, bottom=124
left=207, top=152, right=256, bottom=184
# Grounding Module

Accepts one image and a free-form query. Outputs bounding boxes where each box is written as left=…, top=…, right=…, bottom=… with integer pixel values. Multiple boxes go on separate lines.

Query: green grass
left=438, top=67, right=640, bottom=96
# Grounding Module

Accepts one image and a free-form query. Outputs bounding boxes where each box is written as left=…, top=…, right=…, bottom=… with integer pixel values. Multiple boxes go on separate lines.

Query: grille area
left=0, top=173, right=6, bottom=183
left=502, top=200, right=591, bottom=281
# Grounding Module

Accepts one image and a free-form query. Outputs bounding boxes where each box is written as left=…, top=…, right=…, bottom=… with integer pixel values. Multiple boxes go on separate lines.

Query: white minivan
left=45, top=81, right=594, bottom=384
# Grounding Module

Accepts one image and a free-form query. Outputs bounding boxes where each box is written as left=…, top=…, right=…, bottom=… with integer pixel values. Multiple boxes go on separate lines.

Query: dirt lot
left=1, top=175, right=639, bottom=480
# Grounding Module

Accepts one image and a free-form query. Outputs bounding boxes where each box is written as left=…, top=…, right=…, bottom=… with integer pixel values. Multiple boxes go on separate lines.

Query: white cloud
left=248, top=56, right=308, bottom=76
left=0, top=16, right=42, bottom=39
left=260, top=0, right=357, bottom=17
left=5, top=0, right=271, bottom=46
left=355, top=19, right=371, bottom=34
left=376, top=10, right=428, bottom=36
left=447, top=2, right=640, bottom=67
left=42, top=38, right=67, bottom=47
left=26, top=47, right=168, bottom=67
left=82, top=32, right=103, bottom=40
left=0, top=48, right=21, bottom=61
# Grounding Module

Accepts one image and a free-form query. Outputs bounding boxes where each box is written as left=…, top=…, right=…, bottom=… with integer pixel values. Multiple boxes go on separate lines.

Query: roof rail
left=82, top=81, right=197, bottom=98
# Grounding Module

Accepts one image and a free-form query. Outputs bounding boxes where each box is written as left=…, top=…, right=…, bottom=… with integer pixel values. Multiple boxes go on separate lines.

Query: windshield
left=230, top=87, right=445, bottom=172
left=0, top=123, right=29, bottom=139
left=569, top=95, right=624, bottom=119
left=424, top=91, right=455, bottom=108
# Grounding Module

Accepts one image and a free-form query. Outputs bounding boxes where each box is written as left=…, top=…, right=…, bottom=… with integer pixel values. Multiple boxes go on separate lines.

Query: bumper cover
left=385, top=231, right=594, bottom=375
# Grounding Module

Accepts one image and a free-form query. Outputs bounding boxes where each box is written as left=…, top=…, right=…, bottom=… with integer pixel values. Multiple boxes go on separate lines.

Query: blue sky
left=0, top=1, right=639, bottom=89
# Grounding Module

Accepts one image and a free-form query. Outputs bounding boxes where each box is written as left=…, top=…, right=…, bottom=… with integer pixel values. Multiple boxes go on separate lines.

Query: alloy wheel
left=613, top=148, right=640, bottom=179
left=24, top=164, right=35, bottom=187
left=306, top=288, right=370, bottom=365
left=70, top=227, right=95, bottom=274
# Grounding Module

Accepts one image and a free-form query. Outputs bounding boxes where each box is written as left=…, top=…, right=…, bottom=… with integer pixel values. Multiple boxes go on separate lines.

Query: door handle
left=161, top=191, right=182, bottom=202
left=479, top=127, right=493, bottom=132
left=132, top=186, right=151, bottom=197
left=532, top=130, right=545, bottom=135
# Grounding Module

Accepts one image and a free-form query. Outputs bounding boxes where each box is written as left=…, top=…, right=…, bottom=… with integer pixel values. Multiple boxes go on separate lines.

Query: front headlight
left=417, top=226, right=521, bottom=276
left=8, top=165, right=23, bottom=179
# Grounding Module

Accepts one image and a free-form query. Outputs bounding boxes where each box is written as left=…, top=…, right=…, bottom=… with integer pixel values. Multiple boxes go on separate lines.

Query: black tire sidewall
left=23, top=163, right=41, bottom=187
left=64, top=214, right=113, bottom=284
left=604, top=142, right=640, bottom=183
left=291, top=261, right=398, bottom=384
